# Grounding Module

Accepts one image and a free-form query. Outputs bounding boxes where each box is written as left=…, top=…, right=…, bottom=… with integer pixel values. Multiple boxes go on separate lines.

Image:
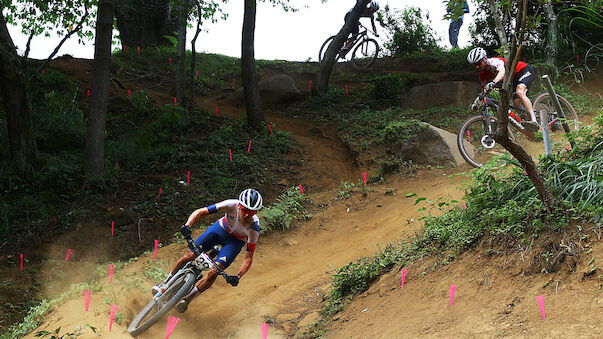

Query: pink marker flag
left=86, top=89, right=90, bottom=97
left=20, top=253, right=23, bottom=271
left=169, top=57, right=172, bottom=66
left=111, top=220, right=115, bottom=237
left=308, top=80, right=312, bottom=91
left=268, top=125, right=273, bottom=134
left=108, top=264, right=115, bottom=283
left=83, top=290, right=92, bottom=311
left=195, top=70, right=199, bottom=79
left=362, top=172, right=367, bottom=186
left=400, top=268, right=407, bottom=289
left=109, top=304, right=119, bottom=331
left=232, top=78, right=236, bottom=89
left=215, top=106, right=218, bottom=117
left=158, top=187, right=163, bottom=202
left=123, top=45, right=126, bottom=52
left=345, top=85, right=349, bottom=96
left=128, top=89, right=131, bottom=97
left=261, top=322, right=269, bottom=339
left=166, top=316, right=181, bottom=339
left=566, top=147, right=571, bottom=152
left=229, top=149, right=232, bottom=161
left=137, top=46, right=140, bottom=54
left=576, top=54, right=579, bottom=64
left=174, top=97, right=177, bottom=106
left=248, top=140, right=252, bottom=153
left=41, top=69, right=45, bottom=75
left=536, top=295, right=545, bottom=319
left=154, top=239, right=159, bottom=259
left=65, top=248, right=74, bottom=262
left=449, top=285, right=457, bottom=306
left=187, top=171, right=190, bottom=184
left=299, top=185, right=304, bottom=194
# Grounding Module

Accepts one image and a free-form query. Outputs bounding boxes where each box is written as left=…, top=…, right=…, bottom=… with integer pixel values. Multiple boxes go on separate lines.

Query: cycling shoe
left=176, top=300, right=189, bottom=313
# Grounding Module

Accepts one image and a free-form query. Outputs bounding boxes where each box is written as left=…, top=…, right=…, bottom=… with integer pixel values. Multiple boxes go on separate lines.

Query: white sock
left=163, top=272, right=173, bottom=284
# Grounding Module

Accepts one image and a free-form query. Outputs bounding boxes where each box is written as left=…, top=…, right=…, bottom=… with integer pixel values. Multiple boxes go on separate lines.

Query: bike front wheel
left=351, top=38, right=379, bottom=69
left=532, top=93, right=579, bottom=133
left=318, top=35, right=337, bottom=63
left=128, top=271, right=197, bottom=337
left=457, top=115, right=515, bottom=168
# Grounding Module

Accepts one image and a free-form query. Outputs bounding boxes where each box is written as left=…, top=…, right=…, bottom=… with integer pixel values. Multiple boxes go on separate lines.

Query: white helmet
left=238, top=188, right=263, bottom=211
left=370, top=1, right=380, bottom=11
left=467, top=47, right=487, bottom=64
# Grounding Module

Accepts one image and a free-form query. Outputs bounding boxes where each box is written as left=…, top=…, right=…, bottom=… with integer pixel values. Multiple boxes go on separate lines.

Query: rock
left=395, top=122, right=474, bottom=166
left=277, top=178, right=289, bottom=186
left=297, top=311, right=320, bottom=329
left=277, top=313, right=300, bottom=323
left=228, top=74, right=301, bottom=106
left=597, top=298, right=603, bottom=308
left=402, top=81, right=481, bottom=109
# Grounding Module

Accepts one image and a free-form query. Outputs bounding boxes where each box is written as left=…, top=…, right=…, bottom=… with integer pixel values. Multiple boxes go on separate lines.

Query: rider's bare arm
left=235, top=251, right=254, bottom=278
left=370, top=15, right=377, bottom=35
left=185, top=200, right=233, bottom=226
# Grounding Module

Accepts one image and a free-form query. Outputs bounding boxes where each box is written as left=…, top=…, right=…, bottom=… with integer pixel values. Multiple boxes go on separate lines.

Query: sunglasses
left=239, top=204, right=258, bottom=215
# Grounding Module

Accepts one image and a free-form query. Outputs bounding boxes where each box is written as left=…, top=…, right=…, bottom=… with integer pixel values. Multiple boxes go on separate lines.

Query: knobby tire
left=351, top=38, right=379, bottom=69
left=457, top=115, right=515, bottom=168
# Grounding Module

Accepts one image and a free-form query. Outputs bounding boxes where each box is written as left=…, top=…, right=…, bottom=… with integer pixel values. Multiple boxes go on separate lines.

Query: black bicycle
left=457, top=92, right=579, bottom=168
left=318, top=23, right=380, bottom=69
left=127, top=232, right=229, bottom=337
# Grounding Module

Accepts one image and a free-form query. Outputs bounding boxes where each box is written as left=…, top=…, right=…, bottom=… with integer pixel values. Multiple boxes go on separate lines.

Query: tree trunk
left=241, top=0, right=263, bottom=129
left=189, top=1, right=203, bottom=106
left=83, top=0, right=115, bottom=181
left=543, top=1, right=558, bottom=65
left=115, top=0, right=177, bottom=48
left=486, top=0, right=560, bottom=213
left=176, top=0, right=189, bottom=108
left=0, top=8, right=37, bottom=164
left=313, top=0, right=371, bottom=94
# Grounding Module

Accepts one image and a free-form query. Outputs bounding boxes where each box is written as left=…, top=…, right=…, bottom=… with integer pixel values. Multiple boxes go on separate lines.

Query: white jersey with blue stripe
left=208, top=199, right=260, bottom=245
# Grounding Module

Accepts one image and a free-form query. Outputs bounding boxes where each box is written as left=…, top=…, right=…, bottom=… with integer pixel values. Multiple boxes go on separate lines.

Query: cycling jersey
left=206, top=199, right=260, bottom=251
left=478, top=57, right=528, bottom=89
left=344, top=8, right=374, bottom=38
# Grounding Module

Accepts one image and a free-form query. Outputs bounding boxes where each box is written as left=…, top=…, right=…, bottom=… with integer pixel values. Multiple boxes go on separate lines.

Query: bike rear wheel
left=532, top=93, right=579, bottom=133
left=318, top=36, right=337, bottom=63
left=457, top=115, right=515, bottom=168
left=128, top=271, right=197, bottom=337
left=351, top=38, right=379, bottom=69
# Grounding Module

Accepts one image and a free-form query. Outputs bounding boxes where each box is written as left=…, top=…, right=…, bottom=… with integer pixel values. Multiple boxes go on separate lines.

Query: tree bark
left=115, top=0, right=177, bottom=48
left=176, top=0, right=189, bottom=108
left=486, top=0, right=560, bottom=213
left=313, top=0, right=371, bottom=94
left=241, top=0, right=263, bottom=129
left=189, top=1, right=203, bottom=106
left=543, top=1, right=558, bottom=65
left=83, top=0, right=115, bottom=181
left=0, top=8, right=37, bottom=164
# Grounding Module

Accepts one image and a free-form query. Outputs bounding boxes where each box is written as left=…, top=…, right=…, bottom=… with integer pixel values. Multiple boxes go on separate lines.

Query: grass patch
left=260, top=186, right=313, bottom=233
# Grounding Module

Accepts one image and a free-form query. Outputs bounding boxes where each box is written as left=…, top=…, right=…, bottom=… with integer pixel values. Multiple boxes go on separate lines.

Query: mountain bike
left=318, top=23, right=380, bottom=69
left=457, top=92, right=579, bottom=168
left=127, top=234, right=228, bottom=337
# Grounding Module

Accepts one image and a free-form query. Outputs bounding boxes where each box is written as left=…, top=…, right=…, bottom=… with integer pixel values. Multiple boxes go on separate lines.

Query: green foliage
left=380, top=5, right=439, bottom=56
left=130, top=90, right=150, bottom=113
left=370, top=74, right=428, bottom=105
left=260, top=187, right=312, bottom=233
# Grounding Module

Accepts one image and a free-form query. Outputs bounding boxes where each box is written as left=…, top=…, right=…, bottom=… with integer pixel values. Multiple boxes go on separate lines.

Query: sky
left=6, top=0, right=476, bottom=62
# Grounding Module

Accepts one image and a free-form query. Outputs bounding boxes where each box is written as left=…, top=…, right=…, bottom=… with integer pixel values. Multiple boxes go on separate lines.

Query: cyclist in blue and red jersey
left=152, top=188, right=263, bottom=313
left=467, top=47, right=539, bottom=132
left=342, top=1, right=380, bottom=53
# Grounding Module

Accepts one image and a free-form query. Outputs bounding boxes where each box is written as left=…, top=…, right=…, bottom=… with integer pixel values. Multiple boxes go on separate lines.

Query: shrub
left=371, top=74, right=428, bottom=104
left=380, top=5, right=439, bottom=56
left=261, top=187, right=312, bottom=233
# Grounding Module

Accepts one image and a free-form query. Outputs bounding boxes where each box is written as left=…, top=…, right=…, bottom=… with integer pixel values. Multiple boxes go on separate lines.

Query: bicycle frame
left=341, top=24, right=375, bottom=57
left=478, top=94, right=527, bottom=135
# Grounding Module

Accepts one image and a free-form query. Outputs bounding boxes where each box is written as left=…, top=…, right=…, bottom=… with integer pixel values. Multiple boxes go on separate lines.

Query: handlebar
left=183, top=232, right=228, bottom=279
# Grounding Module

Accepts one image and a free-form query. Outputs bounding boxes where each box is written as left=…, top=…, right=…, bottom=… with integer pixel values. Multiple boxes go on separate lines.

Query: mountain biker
left=467, top=47, right=539, bottom=132
left=152, top=188, right=263, bottom=313
left=342, top=1, right=380, bottom=53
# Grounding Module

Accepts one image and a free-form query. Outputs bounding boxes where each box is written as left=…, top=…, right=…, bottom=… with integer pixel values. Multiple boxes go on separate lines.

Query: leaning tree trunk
left=487, top=0, right=560, bottom=213
left=241, top=0, right=263, bottom=129
left=189, top=1, right=203, bottom=106
left=313, top=0, right=371, bottom=94
left=176, top=0, right=189, bottom=109
left=543, top=0, right=558, bottom=65
left=84, top=0, right=115, bottom=181
left=0, top=8, right=37, bottom=165
left=115, top=0, right=177, bottom=48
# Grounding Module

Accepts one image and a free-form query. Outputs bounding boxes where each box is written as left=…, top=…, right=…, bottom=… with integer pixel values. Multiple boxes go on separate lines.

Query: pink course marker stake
left=137, top=46, right=140, bottom=54
left=158, top=187, right=163, bottom=202
left=65, top=248, right=74, bottom=262
left=123, top=45, right=126, bottom=52
left=128, top=89, right=131, bottom=97
left=299, top=185, right=304, bottom=194
left=195, top=70, right=199, bottom=79
left=400, top=268, right=407, bottom=289
left=576, top=54, right=579, bottom=64
left=169, top=57, right=172, bottom=66
left=232, top=78, right=236, bottom=89
left=229, top=149, right=232, bottom=161
left=268, top=125, right=273, bottom=134
left=111, top=220, right=115, bottom=237
left=536, top=295, right=545, bottom=319
left=345, top=85, right=349, bottom=96
left=174, top=97, right=177, bottom=106
left=261, top=322, right=269, bottom=339
left=154, top=239, right=159, bottom=259
left=215, top=106, right=218, bottom=117
left=165, top=316, right=181, bottom=339
left=467, top=130, right=471, bottom=143
left=308, top=80, right=312, bottom=91
left=449, top=285, right=457, bottom=306
left=248, top=140, right=252, bottom=152
left=362, top=172, right=367, bottom=186
left=20, top=253, right=23, bottom=271
left=108, top=264, right=115, bottom=283
left=187, top=171, right=190, bottom=184
left=109, top=304, right=119, bottom=331
left=86, top=89, right=90, bottom=97
left=41, top=69, right=45, bottom=75
left=83, top=290, right=92, bottom=311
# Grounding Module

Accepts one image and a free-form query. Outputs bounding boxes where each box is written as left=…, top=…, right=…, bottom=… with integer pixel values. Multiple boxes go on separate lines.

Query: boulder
left=402, top=81, right=480, bottom=109
left=228, top=74, right=301, bottom=106
left=397, top=123, right=474, bottom=166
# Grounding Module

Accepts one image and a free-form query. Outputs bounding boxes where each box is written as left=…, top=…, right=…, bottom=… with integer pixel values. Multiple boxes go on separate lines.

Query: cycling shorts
left=513, top=64, right=535, bottom=100
left=195, top=221, right=245, bottom=269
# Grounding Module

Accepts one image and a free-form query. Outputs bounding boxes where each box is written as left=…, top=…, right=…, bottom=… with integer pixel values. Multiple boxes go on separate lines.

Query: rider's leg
left=514, top=84, right=536, bottom=122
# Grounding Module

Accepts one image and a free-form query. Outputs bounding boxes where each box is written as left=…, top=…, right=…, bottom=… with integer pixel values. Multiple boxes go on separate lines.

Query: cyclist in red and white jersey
left=467, top=47, right=539, bottom=132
